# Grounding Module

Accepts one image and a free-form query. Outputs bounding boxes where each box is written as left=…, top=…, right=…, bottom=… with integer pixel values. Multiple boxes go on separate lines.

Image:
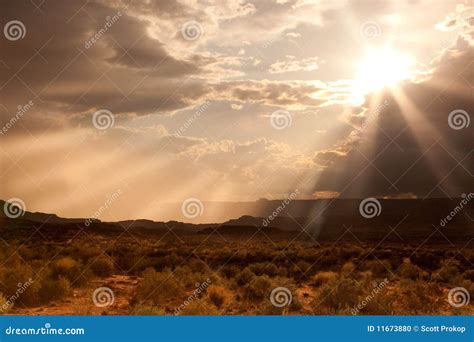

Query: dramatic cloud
left=0, top=0, right=472, bottom=220
left=314, top=36, right=473, bottom=198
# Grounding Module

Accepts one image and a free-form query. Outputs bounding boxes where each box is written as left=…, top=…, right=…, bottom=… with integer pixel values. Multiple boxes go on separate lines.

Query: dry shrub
left=363, top=260, right=392, bottom=278
left=220, top=264, right=240, bottom=279
left=207, top=285, right=232, bottom=308
left=180, top=299, right=219, bottom=315
left=244, top=275, right=273, bottom=301
left=293, top=260, right=313, bottom=278
left=397, top=261, right=425, bottom=280
left=90, top=256, right=115, bottom=277
left=130, top=305, right=166, bottom=315
left=69, top=242, right=102, bottom=261
left=393, top=280, right=445, bottom=314
left=135, top=268, right=184, bottom=305
left=315, top=277, right=363, bottom=313
left=311, top=271, right=338, bottom=287
left=52, top=257, right=90, bottom=286
left=317, top=253, right=339, bottom=270
left=458, top=279, right=474, bottom=299
left=0, top=263, right=39, bottom=306
left=173, top=265, right=212, bottom=290
left=38, top=276, right=71, bottom=303
left=249, top=263, right=280, bottom=277
left=463, top=270, right=474, bottom=282
left=432, top=260, right=460, bottom=284
left=0, top=293, right=7, bottom=310
left=341, top=262, right=356, bottom=276
left=355, top=279, right=394, bottom=315
left=338, top=245, right=364, bottom=259
left=236, top=268, right=254, bottom=286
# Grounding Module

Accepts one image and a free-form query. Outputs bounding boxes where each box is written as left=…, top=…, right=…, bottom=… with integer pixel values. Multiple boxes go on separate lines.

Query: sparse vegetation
left=0, top=223, right=471, bottom=315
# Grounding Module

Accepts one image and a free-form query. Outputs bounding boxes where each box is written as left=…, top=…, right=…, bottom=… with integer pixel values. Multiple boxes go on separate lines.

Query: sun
left=354, top=46, right=415, bottom=95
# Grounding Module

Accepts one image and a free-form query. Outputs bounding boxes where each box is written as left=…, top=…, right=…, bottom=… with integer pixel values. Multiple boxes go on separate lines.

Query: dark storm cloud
left=0, top=0, right=208, bottom=130
left=314, top=37, right=473, bottom=198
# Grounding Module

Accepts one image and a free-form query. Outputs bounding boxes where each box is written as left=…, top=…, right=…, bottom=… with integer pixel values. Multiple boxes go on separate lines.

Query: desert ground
left=0, top=212, right=472, bottom=316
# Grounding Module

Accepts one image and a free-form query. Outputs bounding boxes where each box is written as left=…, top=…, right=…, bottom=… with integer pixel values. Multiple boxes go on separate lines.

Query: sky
left=0, top=0, right=473, bottom=221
